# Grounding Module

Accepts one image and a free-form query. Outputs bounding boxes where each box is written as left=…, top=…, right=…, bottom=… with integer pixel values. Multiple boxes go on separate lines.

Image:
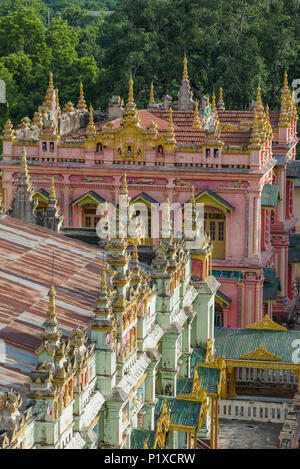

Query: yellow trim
left=194, top=191, right=233, bottom=213
left=33, top=191, right=49, bottom=204
left=72, top=194, right=101, bottom=208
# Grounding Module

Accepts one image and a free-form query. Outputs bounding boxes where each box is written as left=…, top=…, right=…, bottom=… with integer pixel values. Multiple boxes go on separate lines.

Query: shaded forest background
left=0, top=0, right=299, bottom=131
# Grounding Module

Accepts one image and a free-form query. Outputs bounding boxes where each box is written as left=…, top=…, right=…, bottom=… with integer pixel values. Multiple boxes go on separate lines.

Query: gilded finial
left=48, top=284, right=56, bottom=318
left=80, top=82, right=84, bottom=98
left=212, top=93, right=216, bottom=111
left=49, top=72, right=53, bottom=89
left=190, top=185, right=195, bottom=204
left=50, top=176, right=56, bottom=199
left=217, top=88, right=225, bottom=110
left=119, top=172, right=128, bottom=196
left=89, top=104, right=94, bottom=124
left=169, top=107, right=173, bottom=127
left=55, top=88, right=59, bottom=107
left=77, top=82, right=87, bottom=111
left=257, top=84, right=262, bottom=104
left=192, top=100, right=202, bottom=129
left=128, top=75, right=134, bottom=103
left=284, top=71, right=289, bottom=90
left=150, top=82, right=154, bottom=102
left=21, top=146, right=28, bottom=175
left=183, top=54, right=188, bottom=80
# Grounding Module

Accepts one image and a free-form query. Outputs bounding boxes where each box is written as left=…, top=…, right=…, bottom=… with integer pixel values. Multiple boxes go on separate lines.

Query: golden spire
left=265, top=104, right=273, bottom=139
left=279, top=71, right=291, bottom=127
left=48, top=284, right=56, bottom=318
left=217, top=87, right=225, bottom=110
left=50, top=176, right=56, bottom=199
left=122, top=76, right=139, bottom=124
left=150, top=82, right=154, bottom=102
left=169, top=107, right=173, bottom=127
left=256, top=84, right=262, bottom=105
left=128, top=75, right=134, bottom=103
left=165, top=107, right=176, bottom=143
left=77, top=82, right=87, bottom=111
left=284, top=71, right=289, bottom=91
left=21, top=146, right=28, bottom=176
left=147, top=81, right=156, bottom=109
left=49, top=72, right=54, bottom=89
left=55, top=88, right=59, bottom=107
left=190, top=185, right=195, bottom=204
left=89, top=104, right=93, bottom=124
left=250, top=110, right=261, bottom=148
left=119, top=172, right=128, bottom=196
left=191, top=100, right=202, bottom=129
left=212, top=93, right=216, bottom=111
left=86, top=104, right=96, bottom=137
left=183, top=54, right=188, bottom=80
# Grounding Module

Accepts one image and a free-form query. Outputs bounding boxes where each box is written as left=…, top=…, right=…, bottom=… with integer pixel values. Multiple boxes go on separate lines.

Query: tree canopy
left=0, top=0, right=299, bottom=132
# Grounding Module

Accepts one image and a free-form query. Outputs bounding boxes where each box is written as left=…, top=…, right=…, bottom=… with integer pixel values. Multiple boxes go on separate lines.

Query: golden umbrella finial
left=257, top=83, right=262, bottom=105
left=80, top=82, right=84, bottom=98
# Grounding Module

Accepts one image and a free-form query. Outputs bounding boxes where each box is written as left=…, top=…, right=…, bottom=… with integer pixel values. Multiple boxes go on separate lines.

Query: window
left=49, top=142, right=54, bottom=152
left=96, top=143, right=103, bottom=153
left=157, top=145, right=164, bottom=156
left=206, top=148, right=210, bottom=157
left=214, top=149, right=219, bottom=158
left=204, top=207, right=226, bottom=259
left=42, top=142, right=47, bottom=152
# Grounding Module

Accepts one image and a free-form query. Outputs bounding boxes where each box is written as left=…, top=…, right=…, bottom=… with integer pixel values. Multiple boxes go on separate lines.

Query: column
left=210, top=398, right=214, bottom=449
left=228, top=368, right=236, bottom=398
left=214, top=398, right=218, bottom=449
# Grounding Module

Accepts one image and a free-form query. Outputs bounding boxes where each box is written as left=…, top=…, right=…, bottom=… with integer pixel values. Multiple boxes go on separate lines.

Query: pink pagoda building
left=1, top=58, right=299, bottom=327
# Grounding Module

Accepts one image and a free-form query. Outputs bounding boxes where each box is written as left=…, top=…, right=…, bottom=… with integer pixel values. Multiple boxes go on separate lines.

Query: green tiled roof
left=176, top=378, right=193, bottom=395
left=177, top=367, right=220, bottom=395
left=190, top=347, right=206, bottom=374
left=130, top=429, right=155, bottom=449
left=155, top=395, right=202, bottom=429
left=214, top=327, right=300, bottom=362
left=261, top=184, right=280, bottom=209
left=197, top=366, right=220, bottom=393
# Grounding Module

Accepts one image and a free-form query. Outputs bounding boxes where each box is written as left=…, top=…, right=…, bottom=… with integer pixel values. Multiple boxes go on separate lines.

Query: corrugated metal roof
left=0, top=215, right=104, bottom=394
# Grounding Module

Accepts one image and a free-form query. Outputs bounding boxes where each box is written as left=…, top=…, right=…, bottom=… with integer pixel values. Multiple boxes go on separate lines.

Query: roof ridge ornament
left=246, top=313, right=287, bottom=331
left=240, top=344, right=282, bottom=361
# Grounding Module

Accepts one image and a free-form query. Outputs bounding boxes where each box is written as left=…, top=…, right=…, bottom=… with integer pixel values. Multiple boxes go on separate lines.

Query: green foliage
left=0, top=0, right=299, bottom=127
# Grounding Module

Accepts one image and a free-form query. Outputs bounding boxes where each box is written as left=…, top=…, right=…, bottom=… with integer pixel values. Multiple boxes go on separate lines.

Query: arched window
left=157, top=145, right=164, bottom=156
left=96, top=142, right=103, bottom=153
left=204, top=206, right=226, bottom=259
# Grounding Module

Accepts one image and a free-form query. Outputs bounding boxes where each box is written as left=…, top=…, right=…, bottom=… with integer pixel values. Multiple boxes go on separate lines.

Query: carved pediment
left=240, top=345, right=282, bottom=361
left=246, top=314, right=287, bottom=331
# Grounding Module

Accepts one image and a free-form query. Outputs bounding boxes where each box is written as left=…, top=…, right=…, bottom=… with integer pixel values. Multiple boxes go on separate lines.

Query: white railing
left=219, top=398, right=291, bottom=423
left=235, top=367, right=298, bottom=386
